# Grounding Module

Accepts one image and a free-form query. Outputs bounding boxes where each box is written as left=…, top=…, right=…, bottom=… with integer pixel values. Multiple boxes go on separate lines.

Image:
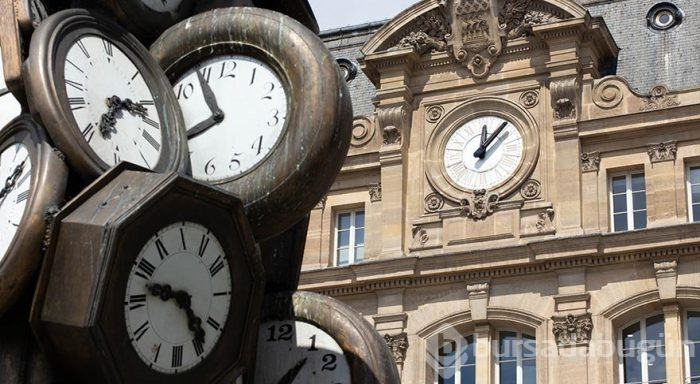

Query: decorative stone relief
left=369, top=183, right=382, bottom=202
left=640, top=85, right=681, bottom=112
left=552, top=313, right=593, bottom=346
left=654, top=260, right=677, bottom=275
left=647, top=141, right=677, bottom=163
left=536, top=208, right=555, bottom=232
left=395, top=31, right=447, bottom=55
left=384, top=333, right=409, bottom=364
left=426, top=105, right=445, bottom=123
left=460, top=189, right=499, bottom=219
left=424, top=192, right=445, bottom=213
left=654, top=259, right=678, bottom=301
left=551, top=78, right=579, bottom=121
left=580, top=152, right=600, bottom=173
left=445, top=0, right=506, bottom=78
left=499, top=0, right=562, bottom=38
left=467, top=281, right=490, bottom=321
left=592, top=77, right=626, bottom=109
left=314, top=196, right=327, bottom=210
left=412, top=227, right=429, bottom=245
left=466, top=282, right=490, bottom=297
left=378, top=106, right=406, bottom=146
left=351, top=116, right=375, bottom=147
left=520, top=179, right=541, bottom=200
left=519, top=90, right=539, bottom=109
left=389, top=8, right=450, bottom=54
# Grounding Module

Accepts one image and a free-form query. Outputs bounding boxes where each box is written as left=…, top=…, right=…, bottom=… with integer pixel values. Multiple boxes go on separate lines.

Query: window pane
left=631, top=174, right=645, bottom=191
left=354, top=228, right=365, bottom=246
left=437, top=367, right=455, bottom=384
left=612, top=176, right=627, bottom=194
left=623, top=349, right=642, bottom=383
left=499, top=331, right=517, bottom=361
left=623, top=322, right=641, bottom=350
left=690, top=167, right=700, bottom=185
left=633, top=211, right=646, bottom=229
left=460, top=365, right=476, bottom=384
left=689, top=345, right=700, bottom=379
left=693, top=185, right=700, bottom=204
left=693, top=204, right=700, bottom=222
left=613, top=194, right=628, bottom=213
left=355, top=211, right=365, bottom=228
left=614, top=213, right=628, bottom=232
left=498, top=361, right=517, bottom=384
left=337, top=248, right=349, bottom=266
left=688, top=312, right=700, bottom=341
left=523, top=334, right=537, bottom=359
left=523, top=358, right=537, bottom=384
left=646, top=315, right=665, bottom=344
left=338, top=213, right=352, bottom=230
left=647, top=346, right=666, bottom=382
left=632, top=191, right=646, bottom=210
left=461, top=335, right=475, bottom=366
left=337, top=230, right=350, bottom=248
left=354, top=246, right=364, bottom=263
left=438, top=340, right=456, bottom=367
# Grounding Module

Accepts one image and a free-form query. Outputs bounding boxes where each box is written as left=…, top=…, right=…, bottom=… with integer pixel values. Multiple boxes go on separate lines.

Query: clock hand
left=147, top=283, right=206, bottom=344
left=277, top=357, right=308, bottom=384
left=186, top=115, right=221, bottom=139
left=99, top=97, right=150, bottom=138
left=473, top=121, right=508, bottom=159
left=122, top=98, right=148, bottom=118
left=0, top=161, right=25, bottom=200
left=196, top=69, right=225, bottom=121
left=480, top=124, right=487, bottom=146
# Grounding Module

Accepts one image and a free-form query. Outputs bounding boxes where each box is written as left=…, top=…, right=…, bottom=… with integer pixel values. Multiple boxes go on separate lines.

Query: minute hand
left=473, top=121, right=508, bottom=159
left=197, top=70, right=224, bottom=119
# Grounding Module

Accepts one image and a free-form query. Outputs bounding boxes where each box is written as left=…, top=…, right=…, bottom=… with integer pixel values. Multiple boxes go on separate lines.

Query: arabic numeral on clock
left=268, top=109, right=280, bottom=127
left=266, top=324, right=294, bottom=342
left=322, top=354, right=338, bottom=371
left=262, top=82, right=275, bottom=100
left=308, top=334, right=318, bottom=351
left=251, top=136, right=263, bottom=155
left=201, top=66, right=213, bottom=83
left=204, top=157, right=216, bottom=175
left=176, top=82, right=194, bottom=100
left=219, top=61, right=236, bottom=79
left=229, top=153, right=242, bottom=171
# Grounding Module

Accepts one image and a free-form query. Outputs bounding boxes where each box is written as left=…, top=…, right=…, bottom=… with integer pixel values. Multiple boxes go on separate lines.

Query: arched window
left=433, top=333, right=475, bottom=384
left=619, top=314, right=667, bottom=384
left=685, top=311, right=700, bottom=384
left=495, top=330, right=537, bottom=384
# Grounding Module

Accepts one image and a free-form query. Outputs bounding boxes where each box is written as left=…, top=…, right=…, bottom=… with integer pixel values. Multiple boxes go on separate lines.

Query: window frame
left=609, top=171, right=647, bottom=232
left=686, top=165, right=700, bottom=222
left=494, top=329, right=537, bottom=384
left=333, top=208, right=365, bottom=266
left=431, top=331, right=477, bottom=384
left=617, top=312, right=667, bottom=384
left=684, top=309, right=700, bottom=384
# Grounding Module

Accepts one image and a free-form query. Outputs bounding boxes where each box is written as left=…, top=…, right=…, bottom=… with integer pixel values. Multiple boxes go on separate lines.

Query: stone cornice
left=300, top=223, right=700, bottom=297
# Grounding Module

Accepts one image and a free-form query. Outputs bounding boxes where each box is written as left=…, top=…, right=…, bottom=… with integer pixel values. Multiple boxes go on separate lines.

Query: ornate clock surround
left=425, top=96, right=540, bottom=202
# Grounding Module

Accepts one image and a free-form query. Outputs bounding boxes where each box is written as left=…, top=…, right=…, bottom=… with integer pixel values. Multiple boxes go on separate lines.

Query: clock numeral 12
left=172, top=345, right=183, bottom=368
left=266, top=324, right=293, bottom=342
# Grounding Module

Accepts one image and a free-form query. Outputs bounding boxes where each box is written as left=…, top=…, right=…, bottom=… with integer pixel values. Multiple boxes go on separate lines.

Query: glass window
left=620, top=314, right=667, bottom=384
left=610, top=172, right=646, bottom=232
left=686, top=311, right=700, bottom=384
left=688, top=167, right=700, bottom=222
left=435, top=334, right=475, bottom=384
left=496, top=331, right=537, bottom=384
left=335, top=210, right=365, bottom=266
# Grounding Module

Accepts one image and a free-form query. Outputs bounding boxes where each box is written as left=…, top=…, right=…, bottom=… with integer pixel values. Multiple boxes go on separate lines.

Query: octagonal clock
left=31, top=164, right=264, bottom=383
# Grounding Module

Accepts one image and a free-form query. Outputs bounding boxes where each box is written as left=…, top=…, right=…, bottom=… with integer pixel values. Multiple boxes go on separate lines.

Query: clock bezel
left=23, top=9, right=189, bottom=182
left=0, top=115, right=67, bottom=317
left=150, top=7, right=352, bottom=241
left=426, top=97, right=540, bottom=201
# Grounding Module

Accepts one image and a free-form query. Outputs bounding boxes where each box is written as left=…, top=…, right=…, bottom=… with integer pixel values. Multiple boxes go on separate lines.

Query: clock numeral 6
left=204, top=157, right=216, bottom=176
left=266, top=323, right=293, bottom=342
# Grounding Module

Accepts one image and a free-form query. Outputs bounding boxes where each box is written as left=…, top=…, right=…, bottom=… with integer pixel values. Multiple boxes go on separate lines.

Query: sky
left=308, top=0, right=420, bottom=31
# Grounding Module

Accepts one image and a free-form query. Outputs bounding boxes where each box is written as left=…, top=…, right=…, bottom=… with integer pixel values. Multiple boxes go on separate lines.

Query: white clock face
left=125, top=222, right=231, bottom=374
left=142, top=0, right=182, bottom=12
left=0, top=142, right=31, bottom=261
left=63, top=35, right=162, bottom=169
left=255, top=320, right=351, bottom=384
left=173, top=55, right=288, bottom=182
left=443, top=115, right=523, bottom=190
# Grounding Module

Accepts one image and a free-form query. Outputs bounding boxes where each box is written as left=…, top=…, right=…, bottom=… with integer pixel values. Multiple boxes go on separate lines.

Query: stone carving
left=519, top=90, right=539, bottom=109
left=377, top=106, right=406, bottom=146
left=499, top=0, right=561, bottom=38
left=654, top=260, right=677, bottom=275
left=384, top=333, right=409, bottom=364
left=640, top=85, right=681, bottom=112
left=445, top=0, right=506, bottom=78
left=369, top=183, right=382, bottom=202
left=426, top=105, right=445, bottom=123
left=412, top=227, right=430, bottom=246
left=466, top=282, right=489, bottom=296
left=390, top=8, right=450, bottom=54
left=425, top=192, right=445, bottom=213
left=580, top=152, right=600, bottom=173
left=460, top=189, right=499, bottom=219
left=592, top=77, right=626, bottom=109
left=551, top=78, right=579, bottom=121
left=520, top=179, right=541, bottom=200
left=395, top=31, right=448, bottom=55
left=536, top=208, right=555, bottom=232
left=552, top=313, right=593, bottom=345
left=314, top=196, right=327, bottom=210
left=647, top=141, right=677, bottom=163
left=351, top=116, right=375, bottom=147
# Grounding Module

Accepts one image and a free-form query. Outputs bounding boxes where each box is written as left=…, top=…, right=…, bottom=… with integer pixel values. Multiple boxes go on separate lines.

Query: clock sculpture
left=255, top=291, right=400, bottom=384
left=150, top=7, right=352, bottom=240
left=0, top=115, right=67, bottom=318
left=31, top=165, right=264, bottom=383
left=23, top=9, right=189, bottom=181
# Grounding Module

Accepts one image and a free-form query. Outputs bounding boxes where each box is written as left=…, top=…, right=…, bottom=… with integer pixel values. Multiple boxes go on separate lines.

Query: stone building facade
left=301, top=0, right=700, bottom=383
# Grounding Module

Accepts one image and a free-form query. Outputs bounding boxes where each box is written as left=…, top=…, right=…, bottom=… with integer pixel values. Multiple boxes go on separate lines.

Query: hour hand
left=187, top=115, right=221, bottom=139
left=277, top=358, right=307, bottom=384
left=473, top=121, right=508, bottom=159
left=196, top=69, right=225, bottom=119
left=480, top=124, right=487, bottom=146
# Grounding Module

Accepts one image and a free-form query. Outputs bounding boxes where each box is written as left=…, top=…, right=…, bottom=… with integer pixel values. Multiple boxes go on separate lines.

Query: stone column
left=662, top=304, right=684, bottom=384
left=373, top=288, right=409, bottom=378
left=646, top=141, right=680, bottom=227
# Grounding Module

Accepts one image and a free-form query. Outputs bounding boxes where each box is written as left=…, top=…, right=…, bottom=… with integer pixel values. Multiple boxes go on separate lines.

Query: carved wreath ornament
left=552, top=314, right=593, bottom=346
left=384, top=333, right=409, bottom=364
left=460, top=189, right=499, bottom=219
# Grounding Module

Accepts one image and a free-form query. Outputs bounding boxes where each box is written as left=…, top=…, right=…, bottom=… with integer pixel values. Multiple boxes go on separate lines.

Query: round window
left=336, top=58, right=358, bottom=83
left=647, top=3, right=682, bottom=31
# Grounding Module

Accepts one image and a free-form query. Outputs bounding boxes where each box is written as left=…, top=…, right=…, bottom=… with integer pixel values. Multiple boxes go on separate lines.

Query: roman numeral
left=180, top=228, right=187, bottom=250
left=66, top=59, right=83, bottom=73
left=135, top=258, right=155, bottom=279
left=171, top=345, right=183, bottom=368
left=207, top=317, right=221, bottom=331
left=76, top=39, right=90, bottom=58
left=213, top=291, right=230, bottom=297
left=142, top=116, right=160, bottom=130
left=153, top=343, right=161, bottom=363
left=154, top=238, right=168, bottom=259
left=198, top=234, right=209, bottom=257
left=142, top=130, right=160, bottom=151
left=133, top=321, right=149, bottom=341
left=102, top=38, right=113, bottom=57
left=192, top=338, right=204, bottom=357
left=209, top=256, right=225, bottom=277
left=131, top=71, right=140, bottom=81
left=139, top=100, right=154, bottom=106
left=65, top=79, right=84, bottom=91
left=82, top=123, right=95, bottom=143
left=17, top=172, right=30, bottom=186
left=69, top=97, right=86, bottom=111
left=128, top=294, right=147, bottom=311
left=16, top=190, right=29, bottom=203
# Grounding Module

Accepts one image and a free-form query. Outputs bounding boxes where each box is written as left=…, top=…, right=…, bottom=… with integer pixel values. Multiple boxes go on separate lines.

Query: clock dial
left=443, top=115, right=523, bottom=190
left=125, top=221, right=232, bottom=374
left=63, top=35, right=162, bottom=169
left=0, top=142, right=31, bottom=261
left=255, top=320, right=351, bottom=384
left=142, top=0, right=183, bottom=12
left=173, top=55, right=288, bottom=182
